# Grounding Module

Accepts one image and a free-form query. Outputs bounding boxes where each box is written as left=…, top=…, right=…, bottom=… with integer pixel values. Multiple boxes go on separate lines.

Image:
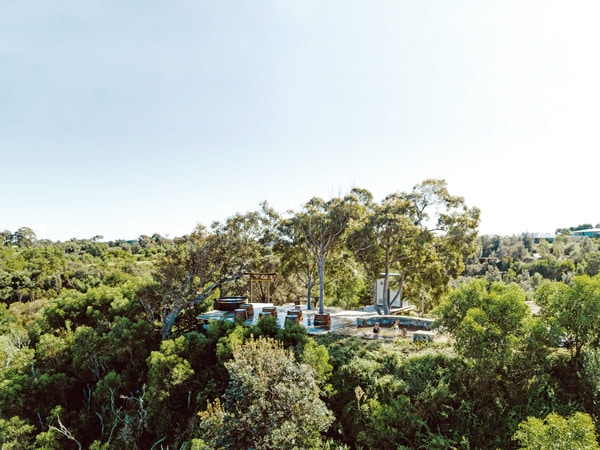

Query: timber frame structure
left=244, top=272, right=277, bottom=303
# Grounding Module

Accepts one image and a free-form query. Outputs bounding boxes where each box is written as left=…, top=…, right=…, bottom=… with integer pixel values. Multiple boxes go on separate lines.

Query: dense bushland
left=2, top=199, right=600, bottom=448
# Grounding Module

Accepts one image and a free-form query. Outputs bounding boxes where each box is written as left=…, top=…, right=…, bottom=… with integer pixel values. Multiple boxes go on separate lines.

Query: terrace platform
left=198, top=302, right=437, bottom=340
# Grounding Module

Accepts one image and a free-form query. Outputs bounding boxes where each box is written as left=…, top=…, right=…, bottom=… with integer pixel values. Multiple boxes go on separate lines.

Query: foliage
left=146, top=335, right=201, bottom=441
left=536, top=275, right=600, bottom=363
left=513, top=411, right=599, bottom=449
left=301, top=337, right=333, bottom=388
left=1, top=200, right=599, bottom=448
left=348, top=180, right=480, bottom=314
left=197, top=336, right=334, bottom=449
left=0, top=415, right=36, bottom=449
left=278, top=190, right=367, bottom=314
left=147, top=206, right=276, bottom=339
left=324, top=250, right=370, bottom=310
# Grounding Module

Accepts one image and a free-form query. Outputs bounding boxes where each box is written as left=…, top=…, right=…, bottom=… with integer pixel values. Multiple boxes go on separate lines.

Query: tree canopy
left=348, top=179, right=480, bottom=314
left=3, top=187, right=600, bottom=449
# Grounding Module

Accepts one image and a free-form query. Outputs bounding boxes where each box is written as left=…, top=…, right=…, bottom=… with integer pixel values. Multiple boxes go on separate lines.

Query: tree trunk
left=387, top=272, right=405, bottom=312
left=380, top=275, right=389, bottom=315
left=318, top=257, right=325, bottom=314
left=159, top=280, right=226, bottom=340
left=161, top=307, right=181, bottom=340
left=381, top=246, right=391, bottom=315
left=306, top=270, right=312, bottom=310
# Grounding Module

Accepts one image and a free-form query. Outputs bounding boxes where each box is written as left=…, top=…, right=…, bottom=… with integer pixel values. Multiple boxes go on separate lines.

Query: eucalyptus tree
left=324, top=250, right=369, bottom=310
left=148, top=204, right=277, bottom=339
left=348, top=179, right=480, bottom=314
left=7, top=227, right=37, bottom=248
left=435, top=280, right=531, bottom=363
left=278, top=190, right=368, bottom=314
left=433, top=280, right=553, bottom=447
left=584, top=251, right=600, bottom=276
left=0, top=230, right=11, bottom=246
left=347, top=191, right=414, bottom=313
left=535, top=274, right=600, bottom=365
left=275, top=219, right=318, bottom=309
left=513, top=412, right=599, bottom=450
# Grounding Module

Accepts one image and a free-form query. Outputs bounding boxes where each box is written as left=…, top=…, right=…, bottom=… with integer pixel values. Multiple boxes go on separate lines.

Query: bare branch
left=49, top=415, right=83, bottom=450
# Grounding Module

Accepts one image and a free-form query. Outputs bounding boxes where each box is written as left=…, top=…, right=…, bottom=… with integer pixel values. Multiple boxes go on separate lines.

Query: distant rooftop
left=528, top=232, right=555, bottom=242
left=572, top=228, right=600, bottom=237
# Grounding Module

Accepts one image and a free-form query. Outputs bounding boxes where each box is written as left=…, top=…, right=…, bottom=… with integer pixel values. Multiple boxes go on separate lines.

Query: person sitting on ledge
left=373, top=323, right=381, bottom=336
left=360, top=322, right=382, bottom=339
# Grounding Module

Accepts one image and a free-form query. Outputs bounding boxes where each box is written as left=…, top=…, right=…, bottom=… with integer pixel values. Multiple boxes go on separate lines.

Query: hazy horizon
left=3, top=1, right=599, bottom=242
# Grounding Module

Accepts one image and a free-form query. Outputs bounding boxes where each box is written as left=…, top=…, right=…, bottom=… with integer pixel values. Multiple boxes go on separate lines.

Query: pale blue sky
left=2, top=1, right=599, bottom=241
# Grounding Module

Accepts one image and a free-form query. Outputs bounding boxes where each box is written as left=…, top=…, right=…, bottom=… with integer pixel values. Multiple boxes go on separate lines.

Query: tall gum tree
left=348, top=179, right=480, bottom=314
left=148, top=204, right=277, bottom=340
left=535, top=274, right=600, bottom=365
left=279, top=190, right=368, bottom=314
left=275, top=217, right=318, bottom=310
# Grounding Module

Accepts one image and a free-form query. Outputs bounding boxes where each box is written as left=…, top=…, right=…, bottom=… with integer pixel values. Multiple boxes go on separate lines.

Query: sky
left=2, top=1, right=599, bottom=242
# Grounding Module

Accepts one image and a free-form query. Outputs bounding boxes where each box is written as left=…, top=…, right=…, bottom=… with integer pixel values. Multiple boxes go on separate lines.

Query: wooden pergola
left=244, top=272, right=277, bottom=303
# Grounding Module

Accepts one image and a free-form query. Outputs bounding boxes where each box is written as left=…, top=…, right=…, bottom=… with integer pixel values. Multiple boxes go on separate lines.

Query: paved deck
left=198, top=302, right=435, bottom=339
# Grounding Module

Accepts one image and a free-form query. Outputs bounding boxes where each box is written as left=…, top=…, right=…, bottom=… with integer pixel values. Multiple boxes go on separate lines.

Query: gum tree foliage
left=148, top=205, right=277, bottom=339
left=0, top=416, right=36, bottom=449
left=6, top=215, right=600, bottom=447
left=196, top=336, right=334, bottom=449
left=433, top=280, right=562, bottom=447
left=0, top=236, right=163, bottom=446
left=146, top=336, right=196, bottom=441
left=278, top=190, right=368, bottom=314
left=0, top=244, right=67, bottom=304
left=324, top=250, right=369, bottom=310
left=512, top=411, right=599, bottom=450
left=583, top=251, right=600, bottom=276
left=323, top=337, right=474, bottom=449
left=333, top=355, right=419, bottom=449
left=348, top=180, right=480, bottom=314
left=274, top=220, right=319, bottom=309
left=3, top=227, right=37, bottom=248
left=434, top=279, right=530, bottom=363
left=347, top=191, right=415, bottom=314
left=0, top=328, right=35, bottom=421
left=535, top=275, right=600, bottom=365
